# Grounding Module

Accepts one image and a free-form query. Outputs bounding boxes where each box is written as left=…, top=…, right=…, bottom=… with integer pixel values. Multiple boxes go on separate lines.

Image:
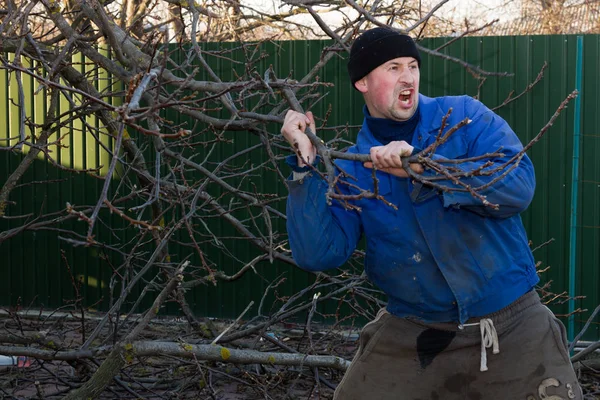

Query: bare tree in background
left=476, top=0, right=600, bottom=34
left=0, top=0, right=595, bottom=398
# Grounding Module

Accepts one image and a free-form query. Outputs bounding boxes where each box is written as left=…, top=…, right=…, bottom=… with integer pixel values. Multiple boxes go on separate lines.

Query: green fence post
left=568, top=35, right=584, bottom=341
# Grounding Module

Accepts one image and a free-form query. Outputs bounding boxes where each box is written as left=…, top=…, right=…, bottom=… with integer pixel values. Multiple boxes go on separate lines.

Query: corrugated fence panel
left=577, top=35, right=600, bottom=337
left=0, top=36, right=598, bottom=339
left=0, top=49, right=121, bottom=311
left=178, top=40, right=355, bottom=319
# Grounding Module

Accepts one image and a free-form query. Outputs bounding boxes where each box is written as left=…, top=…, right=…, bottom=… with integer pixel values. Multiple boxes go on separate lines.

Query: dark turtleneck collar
left=364, top=104, right=421, bottom=145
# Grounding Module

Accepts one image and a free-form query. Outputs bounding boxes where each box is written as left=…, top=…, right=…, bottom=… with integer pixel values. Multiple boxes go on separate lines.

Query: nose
left=398, top=66, right=413, bottom=85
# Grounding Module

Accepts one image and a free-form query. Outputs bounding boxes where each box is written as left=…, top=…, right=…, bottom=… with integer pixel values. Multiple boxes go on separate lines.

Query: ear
left=354, top=77, right=368, bottom=93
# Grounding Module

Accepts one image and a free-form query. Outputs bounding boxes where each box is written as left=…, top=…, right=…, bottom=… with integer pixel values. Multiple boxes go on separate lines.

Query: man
left=281, top=27, right=582, bottom=399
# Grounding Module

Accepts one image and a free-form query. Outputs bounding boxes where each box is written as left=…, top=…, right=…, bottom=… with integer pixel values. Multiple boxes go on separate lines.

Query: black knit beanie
left=347, top=27, right=421, bottom=86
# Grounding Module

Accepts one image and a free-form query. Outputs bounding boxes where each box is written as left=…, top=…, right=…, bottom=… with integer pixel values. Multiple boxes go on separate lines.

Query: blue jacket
left=286, top=94, right=539, bottom=324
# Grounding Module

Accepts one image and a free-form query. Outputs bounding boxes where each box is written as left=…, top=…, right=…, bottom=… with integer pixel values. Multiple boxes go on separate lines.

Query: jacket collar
left=356, top=94, right=447, bottom=153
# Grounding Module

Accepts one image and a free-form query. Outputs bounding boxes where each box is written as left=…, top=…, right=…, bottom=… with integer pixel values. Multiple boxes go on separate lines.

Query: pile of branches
left=0, top=266, right=377, bottom=399
left=0, top=0, right=597, bottom=398
left=1, top=291, right=599, bottom=399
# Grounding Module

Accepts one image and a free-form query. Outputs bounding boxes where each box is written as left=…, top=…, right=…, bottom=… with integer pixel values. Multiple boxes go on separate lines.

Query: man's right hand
left=281, top=110, right=317, bottom=167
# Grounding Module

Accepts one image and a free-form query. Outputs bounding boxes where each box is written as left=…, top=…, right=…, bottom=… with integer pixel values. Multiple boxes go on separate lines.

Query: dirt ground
left=1, top=314, right=599, bottom=399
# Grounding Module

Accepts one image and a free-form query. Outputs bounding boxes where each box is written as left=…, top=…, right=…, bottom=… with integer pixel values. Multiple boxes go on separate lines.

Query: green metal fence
left=0, top=35, right=598, bottom=340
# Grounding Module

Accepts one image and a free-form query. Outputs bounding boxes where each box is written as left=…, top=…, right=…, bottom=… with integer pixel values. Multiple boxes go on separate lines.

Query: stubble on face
left=387, top=85, right=419, bottom=121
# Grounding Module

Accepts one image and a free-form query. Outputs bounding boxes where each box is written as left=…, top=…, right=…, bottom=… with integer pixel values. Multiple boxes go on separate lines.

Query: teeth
left=400, top=90, right=411, bottom=95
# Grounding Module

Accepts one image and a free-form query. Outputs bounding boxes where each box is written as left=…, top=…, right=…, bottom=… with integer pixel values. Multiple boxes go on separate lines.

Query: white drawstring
left=479, top=318, right=500, bottom=372
left=458, top=318, right=500, bottom=372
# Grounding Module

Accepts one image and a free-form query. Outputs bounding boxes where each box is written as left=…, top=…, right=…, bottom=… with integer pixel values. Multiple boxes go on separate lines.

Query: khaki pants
left=334, top=291, right=583, bottom=400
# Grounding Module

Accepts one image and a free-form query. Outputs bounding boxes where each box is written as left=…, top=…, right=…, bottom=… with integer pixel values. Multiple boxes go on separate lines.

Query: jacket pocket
left=432, top=133, right=469, bottom=160
left=359, top=172, right=395, bottom=237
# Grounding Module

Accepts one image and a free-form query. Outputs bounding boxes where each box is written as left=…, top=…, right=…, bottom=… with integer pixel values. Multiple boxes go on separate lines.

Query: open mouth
left=399, top=89, right=412, bottom=106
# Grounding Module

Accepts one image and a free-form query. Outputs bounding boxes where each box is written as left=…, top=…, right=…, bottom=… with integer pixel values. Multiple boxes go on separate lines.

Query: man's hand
left=281, top=110, right=317, bottom=166
left=364, top=140, right=424, bottom=178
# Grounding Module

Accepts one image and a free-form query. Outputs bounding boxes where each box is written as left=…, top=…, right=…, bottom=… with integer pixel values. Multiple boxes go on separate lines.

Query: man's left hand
left=363, top=140, right=424, bottom=178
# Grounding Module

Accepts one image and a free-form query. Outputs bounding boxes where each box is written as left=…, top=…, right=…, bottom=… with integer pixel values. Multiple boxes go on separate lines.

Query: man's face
left=354, top=57, right=420, bottom=121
